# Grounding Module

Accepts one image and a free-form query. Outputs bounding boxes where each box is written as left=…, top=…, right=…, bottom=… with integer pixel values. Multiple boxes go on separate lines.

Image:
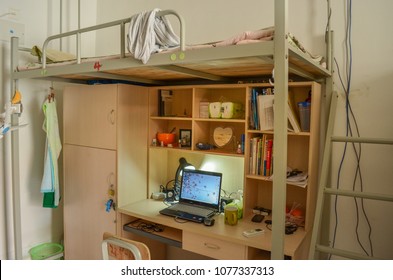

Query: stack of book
left=249, top=134, right=273, bottom=177
left=249, top=88, right=301, bottom=133
left=250, top=87, right=274, bottom=130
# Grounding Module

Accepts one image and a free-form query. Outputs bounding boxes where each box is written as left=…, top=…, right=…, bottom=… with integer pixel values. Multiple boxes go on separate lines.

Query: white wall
left=0, top=0, right=97, bottom=260
left=95, top=0, right=393, bottom=259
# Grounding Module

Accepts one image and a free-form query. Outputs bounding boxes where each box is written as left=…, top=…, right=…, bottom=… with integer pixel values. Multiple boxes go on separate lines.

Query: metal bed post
left=76, top=0, right=81, bottom=64
left=317, top=0, right=334, bottom=259
left=326, top=0, right=332, bottom=72
left=120, top=22, right=126, bottom=58
left=9, top=37, right=23, bottom=259
left=271, top=0, right=288, bottom=260
left=60, top=0, right=63, bottom=51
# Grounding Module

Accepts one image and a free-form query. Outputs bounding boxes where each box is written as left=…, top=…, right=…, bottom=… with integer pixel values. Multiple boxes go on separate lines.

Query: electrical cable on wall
left=330, top=0, right=374, bottom=259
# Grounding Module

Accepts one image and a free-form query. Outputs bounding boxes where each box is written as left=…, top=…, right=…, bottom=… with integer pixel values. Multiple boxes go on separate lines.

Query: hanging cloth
left=40, top=91, right=62, bottom=208
left=127, top=8, right=180, bottom=64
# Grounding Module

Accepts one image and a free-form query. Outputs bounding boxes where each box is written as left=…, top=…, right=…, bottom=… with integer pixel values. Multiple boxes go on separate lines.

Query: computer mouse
left=203, top=218, right=215, bottom=226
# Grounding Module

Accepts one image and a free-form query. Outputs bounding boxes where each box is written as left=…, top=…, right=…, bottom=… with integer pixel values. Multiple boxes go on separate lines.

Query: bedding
left=127, top=8, right=180, bottom=64
left=31, top=45, right=76, bottom=63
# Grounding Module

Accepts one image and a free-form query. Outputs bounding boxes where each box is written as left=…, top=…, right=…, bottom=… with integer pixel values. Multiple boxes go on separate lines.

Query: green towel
left=42, top=192, right=57, bottom=208
left=41, top=99, right=62, bottom=207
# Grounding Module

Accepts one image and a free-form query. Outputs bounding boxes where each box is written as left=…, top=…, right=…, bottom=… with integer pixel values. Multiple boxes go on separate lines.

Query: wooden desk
left=118, top=199, right=309, bottom=260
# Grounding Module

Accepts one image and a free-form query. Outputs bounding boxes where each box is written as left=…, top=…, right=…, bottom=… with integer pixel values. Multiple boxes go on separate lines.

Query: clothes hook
left=48, top=87, right=55, bottom=102
left=269, top=68, right=274, bottom=86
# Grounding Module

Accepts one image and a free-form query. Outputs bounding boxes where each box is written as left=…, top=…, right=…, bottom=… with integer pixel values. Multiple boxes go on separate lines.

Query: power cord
left=330, top=0, right=373, bottom=259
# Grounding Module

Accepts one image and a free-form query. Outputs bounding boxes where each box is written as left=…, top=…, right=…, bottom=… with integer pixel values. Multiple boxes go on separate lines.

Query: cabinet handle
left=204, top=242, right=220, bottom=250
left=108, top=109, right=115, bottom=124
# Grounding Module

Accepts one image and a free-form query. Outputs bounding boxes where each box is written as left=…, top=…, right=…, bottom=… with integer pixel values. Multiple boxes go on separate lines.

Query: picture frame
left=179, top=129, right=192, bottom=147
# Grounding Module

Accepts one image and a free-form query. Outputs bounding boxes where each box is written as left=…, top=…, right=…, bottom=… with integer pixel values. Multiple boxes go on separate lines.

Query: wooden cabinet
left=63, top=84, right=148, bottom=259
left=63, top=145, right=116, bottom=259
left=63, top=85, right=117, bottom=149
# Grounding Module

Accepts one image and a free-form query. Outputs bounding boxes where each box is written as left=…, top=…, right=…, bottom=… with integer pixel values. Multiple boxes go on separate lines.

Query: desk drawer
left=183, top=231, right=246, bottom=260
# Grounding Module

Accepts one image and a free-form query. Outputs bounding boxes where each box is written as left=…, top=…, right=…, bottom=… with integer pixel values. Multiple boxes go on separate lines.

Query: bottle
left=236, top=190, right=244, bottom=219
left=236, top=143, right=242, bottom=154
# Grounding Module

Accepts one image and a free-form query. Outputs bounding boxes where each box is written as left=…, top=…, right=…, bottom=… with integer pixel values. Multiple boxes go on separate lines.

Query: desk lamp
left=174, top=157, right=195, bottom=200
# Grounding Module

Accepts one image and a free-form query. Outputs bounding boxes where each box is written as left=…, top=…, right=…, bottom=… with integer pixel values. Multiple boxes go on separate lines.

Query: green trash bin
left=29, top=243, right=64, bottom=260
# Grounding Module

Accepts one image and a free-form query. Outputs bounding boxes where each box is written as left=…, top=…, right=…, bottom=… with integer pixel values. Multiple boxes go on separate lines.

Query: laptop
left=159, top=169, right=222, bottom=223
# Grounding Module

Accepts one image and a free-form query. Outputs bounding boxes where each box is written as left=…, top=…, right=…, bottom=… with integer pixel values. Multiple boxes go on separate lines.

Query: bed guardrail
left=41, top=9, right=185, bottom=69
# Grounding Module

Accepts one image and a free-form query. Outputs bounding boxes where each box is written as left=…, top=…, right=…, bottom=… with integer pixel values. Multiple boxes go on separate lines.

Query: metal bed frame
left=7, top=0, right=333, bottom=260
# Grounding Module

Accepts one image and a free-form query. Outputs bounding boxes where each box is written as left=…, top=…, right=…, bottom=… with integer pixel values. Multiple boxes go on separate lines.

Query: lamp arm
left=174, top=165, right=182, bottom=196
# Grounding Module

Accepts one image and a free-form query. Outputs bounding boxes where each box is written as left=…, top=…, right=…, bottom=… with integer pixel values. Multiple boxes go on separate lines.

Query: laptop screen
left=179, top=169, right=222, bottom=210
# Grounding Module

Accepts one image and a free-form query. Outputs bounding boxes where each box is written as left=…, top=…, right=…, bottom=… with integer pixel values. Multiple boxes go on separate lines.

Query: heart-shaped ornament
left=213, top=127, right=233, bottom=147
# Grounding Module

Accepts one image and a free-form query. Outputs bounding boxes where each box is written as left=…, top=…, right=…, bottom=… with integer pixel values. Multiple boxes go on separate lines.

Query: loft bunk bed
left=11, top=10, right=330, bottom=86
left=8, top=1, right=333, bottom=260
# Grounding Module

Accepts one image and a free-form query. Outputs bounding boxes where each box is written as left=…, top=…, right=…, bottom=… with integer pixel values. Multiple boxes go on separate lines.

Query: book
left=159, top=90, right=173, bottom=116
left=257, top=94, right=274, bottom=131
left=265, top=138, right=273, bottom=176
left=287, top=102, right=301, bottom=133
left=251, top=88, right=259, bottom=129
left=287, top=92, right=301, bottom=133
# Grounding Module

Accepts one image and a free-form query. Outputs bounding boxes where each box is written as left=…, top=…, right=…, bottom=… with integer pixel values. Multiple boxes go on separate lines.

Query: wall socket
left=0, top=18, right=25, bottom=44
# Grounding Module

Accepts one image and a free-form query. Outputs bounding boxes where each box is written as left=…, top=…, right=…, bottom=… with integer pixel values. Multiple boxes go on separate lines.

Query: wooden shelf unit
left=244, top=82, right=321, bottom=232
left=148, top=85, right=247, bottom=155
left=147, top=81, right=321, bottom=242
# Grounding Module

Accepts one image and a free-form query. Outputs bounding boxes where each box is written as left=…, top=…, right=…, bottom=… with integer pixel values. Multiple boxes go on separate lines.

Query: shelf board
left=150, top=116, right=246, bottom=123
left=150, top=116, right=192, bottom=121
left=247, top=129, right=310, bottom=136
left=150, top=146, right=191, bottom=151
left=246, top=174, right=272, bottom=181
left=194, top=149, right=245, bottom=157
left=149, top=145, right=244, bottom=158
left=246, top=174, right=308, bottom=188
left=194, top=118, right=246, bottom=123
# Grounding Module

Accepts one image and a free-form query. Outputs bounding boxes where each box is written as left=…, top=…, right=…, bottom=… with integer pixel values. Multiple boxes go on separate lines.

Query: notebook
left=159, top=169, right=222, bottom=223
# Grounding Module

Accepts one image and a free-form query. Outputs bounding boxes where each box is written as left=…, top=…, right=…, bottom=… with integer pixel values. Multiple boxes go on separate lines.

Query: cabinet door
left=64, top=84, right=117, bottom=149
left=64, top=144, right=116, bottom=260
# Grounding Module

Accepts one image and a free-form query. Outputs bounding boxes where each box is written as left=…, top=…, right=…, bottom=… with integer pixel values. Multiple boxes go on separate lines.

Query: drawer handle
left=204, top=242, right=220, bottom=250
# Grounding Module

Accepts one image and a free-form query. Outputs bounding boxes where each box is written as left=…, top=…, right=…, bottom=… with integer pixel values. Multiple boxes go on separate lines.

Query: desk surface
left=119, top=199, right=307, bottom=258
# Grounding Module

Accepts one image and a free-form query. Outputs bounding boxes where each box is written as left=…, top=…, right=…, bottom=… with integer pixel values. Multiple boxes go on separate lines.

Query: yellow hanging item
left=11, top=90, right=22, bottom=104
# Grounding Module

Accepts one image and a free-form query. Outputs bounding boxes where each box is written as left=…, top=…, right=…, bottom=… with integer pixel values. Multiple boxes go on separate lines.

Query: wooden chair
left=102, top=232, right=151, bottom=260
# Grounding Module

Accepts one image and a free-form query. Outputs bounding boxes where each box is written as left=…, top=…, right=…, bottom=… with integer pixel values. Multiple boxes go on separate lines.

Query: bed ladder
left=309, top=93, right=393, bottom=260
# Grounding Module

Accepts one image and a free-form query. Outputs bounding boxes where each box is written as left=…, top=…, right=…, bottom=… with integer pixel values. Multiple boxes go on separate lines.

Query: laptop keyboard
left=169, top=203, right=214, bottom=217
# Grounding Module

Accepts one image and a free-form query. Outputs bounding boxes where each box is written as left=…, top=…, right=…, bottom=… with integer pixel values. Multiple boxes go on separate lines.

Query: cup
left=224, top=205, right=238, bottom=226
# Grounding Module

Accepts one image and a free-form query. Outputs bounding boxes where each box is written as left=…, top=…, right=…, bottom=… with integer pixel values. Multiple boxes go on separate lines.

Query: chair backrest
left=102, top=232, right=151, bottom=260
